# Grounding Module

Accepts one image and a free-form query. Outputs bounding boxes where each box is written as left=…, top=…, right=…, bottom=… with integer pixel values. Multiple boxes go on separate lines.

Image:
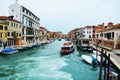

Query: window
left=7, top=32, right=10, bottom=36
left=0, top=25, right=3, bottom=30
left=11, top=23, right=13, bottom=27
left=19, top=25, right=21, bottom=28
left=112, top=32, right=114, bottom=38
left=89, top=35, right=91, bottom=38
left=16, top=33, right=18, bottom=37
left=19, top=33, right=21, bottom=37
left=12, top=32, right=14, bottom=36
left=14, top=23, right=16, bottom=27
left=5, top=26, right=7, bottom=30
left=12, top=9, right=14, bottom=12
left=97, top=34, right=99, bottom=37
left=23, top=8, right=25, bottom=12
left=16, top=24, right=18, bottom=27
left=100, top=33, right=103, bottom=37
left=26, top=11, right=28, bottom=14
left=7, top=22, right=9, bottom=25
left=29, top=13, right=31, bottom=16
left=106, top=33, right=111, bottom=39
left=0, top=33, right=1, bottom=37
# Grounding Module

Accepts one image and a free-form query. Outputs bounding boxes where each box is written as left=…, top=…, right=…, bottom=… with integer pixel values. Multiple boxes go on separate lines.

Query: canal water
left=0, top=39, right=100, bottom=80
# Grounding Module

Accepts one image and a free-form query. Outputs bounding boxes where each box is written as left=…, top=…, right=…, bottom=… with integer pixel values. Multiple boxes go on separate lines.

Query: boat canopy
left=63, top=42, right=73, bottom=47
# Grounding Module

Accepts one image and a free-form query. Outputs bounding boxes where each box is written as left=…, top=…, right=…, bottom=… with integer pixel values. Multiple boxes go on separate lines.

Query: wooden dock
left=90, top=43, right=120, bottom=70
left=109, top=50, right=120, bottom=70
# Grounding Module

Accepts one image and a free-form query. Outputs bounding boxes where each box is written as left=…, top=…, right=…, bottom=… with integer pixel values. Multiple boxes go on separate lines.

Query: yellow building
left=0, top=23, right=7, bottom=47
left=0, top=16, right=22, bottom=46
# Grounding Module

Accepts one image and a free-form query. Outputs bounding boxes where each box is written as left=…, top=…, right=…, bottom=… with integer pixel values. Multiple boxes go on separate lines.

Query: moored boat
left=60, top=41, right=75, bottom=55
left=0, top=47, right=18, bottom=54
left=81, top=54, right=99, bottom=65
left=81, top=55, right=93, bottom=64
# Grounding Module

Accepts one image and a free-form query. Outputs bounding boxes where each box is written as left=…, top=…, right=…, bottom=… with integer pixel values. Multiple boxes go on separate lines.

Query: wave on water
left=12, top=54, right=73, bottom=80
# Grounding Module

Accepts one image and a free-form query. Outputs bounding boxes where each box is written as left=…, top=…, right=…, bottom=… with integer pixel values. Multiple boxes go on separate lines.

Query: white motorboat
left=81, top=55, right=93, bottom=64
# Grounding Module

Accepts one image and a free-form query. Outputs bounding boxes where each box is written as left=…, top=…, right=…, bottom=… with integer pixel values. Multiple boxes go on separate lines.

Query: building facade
left=93, top=22, right=120, bottom=49
left=0, top=16, right=22, bottom=47
left=84, top=26, right=93, bottom=39
left=77, top=26, right=93, bottom=40
left=39, top=26, right=48, bottom=41
left=77, top=28, right=84, bottom=39
left=68, top=29, right=78, bottom=40
left=9, top=2, right=40, bottom=45
left=0, top=23, right=7, bottom=47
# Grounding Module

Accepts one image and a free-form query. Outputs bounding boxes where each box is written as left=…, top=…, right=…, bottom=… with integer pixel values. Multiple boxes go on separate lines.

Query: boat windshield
left=61, top=47, right=70, bottom=50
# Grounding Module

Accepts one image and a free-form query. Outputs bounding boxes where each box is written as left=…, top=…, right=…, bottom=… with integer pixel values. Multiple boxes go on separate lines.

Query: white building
left=76, top=28, right=84, bottom=39
left=9, top=2, right=40, bottom=45
left=83, top=26, right=93, bottom=39
left=77, top=26, right=93, bottom=39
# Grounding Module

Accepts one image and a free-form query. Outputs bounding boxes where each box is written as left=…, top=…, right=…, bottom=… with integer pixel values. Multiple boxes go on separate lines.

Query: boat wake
left=13, top=54, right=73, bottom=80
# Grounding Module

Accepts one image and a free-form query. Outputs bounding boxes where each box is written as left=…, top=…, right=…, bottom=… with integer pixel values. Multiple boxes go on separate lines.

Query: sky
left=0, top=0, right=120, bottom=34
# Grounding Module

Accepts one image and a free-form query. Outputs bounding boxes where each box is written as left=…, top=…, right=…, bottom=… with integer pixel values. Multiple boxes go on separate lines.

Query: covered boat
left=60, top=42, right=75, bottom=55
left=1, top=47, right=18, bottom=54
left=81, top=55, right=99, bottom=65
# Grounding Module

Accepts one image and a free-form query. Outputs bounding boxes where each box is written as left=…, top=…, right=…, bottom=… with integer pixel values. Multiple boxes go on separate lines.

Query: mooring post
left=99, top=48, right=104, bottom=80
left=107, top=54, right=110, bottom=80
left=104, top=51, right=107, bottom=80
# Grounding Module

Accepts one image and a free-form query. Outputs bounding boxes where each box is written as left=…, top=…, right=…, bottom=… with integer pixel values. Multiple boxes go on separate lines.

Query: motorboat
left=0, top=47, right=18, bottom=54
left=81, top=55, right=99, bottom=65
left=81, top=55, right=92, bottom=64
left=60, top=41, right=75, bottom=55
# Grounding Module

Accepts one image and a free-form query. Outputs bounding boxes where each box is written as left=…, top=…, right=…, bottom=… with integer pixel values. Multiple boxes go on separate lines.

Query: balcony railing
left=93, top=38, right=114, bottom=49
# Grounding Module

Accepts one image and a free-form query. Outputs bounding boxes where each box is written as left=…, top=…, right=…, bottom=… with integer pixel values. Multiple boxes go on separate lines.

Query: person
left=3, top=42, right=7, bottom=49
left=92, top=57, right=99, bottom=68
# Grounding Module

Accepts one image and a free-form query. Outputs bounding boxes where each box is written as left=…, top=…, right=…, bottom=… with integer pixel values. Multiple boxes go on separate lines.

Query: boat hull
left=60, top=48, right=75, bottom=55
left=1, top=50, right=18, bottom=54
left=81, top=55, right=92, bottom=64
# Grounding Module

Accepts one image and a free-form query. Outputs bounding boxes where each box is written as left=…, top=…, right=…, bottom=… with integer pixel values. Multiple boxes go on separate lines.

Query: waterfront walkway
left=0, top=40, right=50, bottom=52
left=90, top=43, right=120, bottom=70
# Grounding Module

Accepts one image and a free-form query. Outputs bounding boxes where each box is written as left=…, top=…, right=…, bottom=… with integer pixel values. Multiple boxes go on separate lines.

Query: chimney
left=101, top=23, right=105, bottom=29
left=8, top=16, right=14, bottom=20
left=108, top=22, right=113, bottom=28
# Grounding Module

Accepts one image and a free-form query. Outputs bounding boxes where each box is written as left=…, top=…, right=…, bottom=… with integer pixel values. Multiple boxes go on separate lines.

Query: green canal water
left=0, top=40, right=100, bottom=80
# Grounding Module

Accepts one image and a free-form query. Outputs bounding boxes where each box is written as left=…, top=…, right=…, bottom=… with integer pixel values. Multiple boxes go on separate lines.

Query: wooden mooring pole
left=107, top=54, right=110, bottom=80
left=99, top=48, right=104, bottom=80
left=104, top=51, right=107, bottom=80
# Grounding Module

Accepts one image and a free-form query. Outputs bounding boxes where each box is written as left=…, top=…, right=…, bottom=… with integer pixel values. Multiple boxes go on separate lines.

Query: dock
left=90, top=42, right=120, bottom=70
left=110, top=50, right=120, bottom=70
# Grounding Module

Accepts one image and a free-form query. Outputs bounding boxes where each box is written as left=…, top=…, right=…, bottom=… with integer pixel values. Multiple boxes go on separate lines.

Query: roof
left=21, top=6, right=40, bottom=20
left=97, top=24, right=120, bottom=32
left=85, top=26, right=93, bottom=28
left=62, top=42, right=73, bottom=47
left=0, top=16, right=21, bottom=23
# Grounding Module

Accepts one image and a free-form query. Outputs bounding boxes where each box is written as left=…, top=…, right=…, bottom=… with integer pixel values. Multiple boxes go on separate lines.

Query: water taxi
left=60, top=42, right=75, bottom=55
